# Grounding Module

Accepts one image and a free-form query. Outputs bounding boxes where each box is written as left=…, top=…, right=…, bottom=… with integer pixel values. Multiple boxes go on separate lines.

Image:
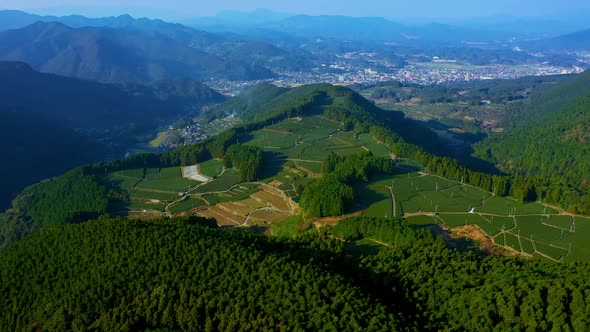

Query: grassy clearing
left=243, top=115, right=375, bottom=164
left=136, top=167, right=197, bottom=192
left=108, top=174, right=142, bottom=191
left=128, top=200, right=167, bottom=212
left=513, top=216, right=567, bottom=244
left=199, top=159, right=224, bottom=178
left=439, top=214, right=490, bottom=228
left=169, top=197, right=207, bottom=214
left=475, top=196, right=556, bottom=215
left=360, top=168, right=590, bottom=262
left=271, top=215, right=308, bottom=237
left=115, top=168, right=145, bottom=179
left=357, top=181, right=394, bottom=218
left=357, top=133, right=391, bottom=157
left=201, top=185, right=259, bottom=205
left=129, top=190, right=178, bottom=202
left=192, top=169, right=241, bottom=194
left=544, top=215, right=574, bottom=230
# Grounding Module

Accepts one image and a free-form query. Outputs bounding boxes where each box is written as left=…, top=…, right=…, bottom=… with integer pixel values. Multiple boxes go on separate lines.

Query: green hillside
left=1, top=216, right=590, bottom=331
left=2, top=82, right=590, bottom=330
left=474, top=71, right=590, bottom=184
left=0, top=61, right=224, bottom=212
left=0, top=21, right=275, bottom=82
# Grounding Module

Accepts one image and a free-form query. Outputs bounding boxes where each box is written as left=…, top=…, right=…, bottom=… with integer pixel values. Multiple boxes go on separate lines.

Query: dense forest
left=301, top=153, right=395, bottom=217
left=0, top=168, right=111, bottom=251
left=475, top=93, right=590, bottom=183
left=1, top=216, right=589, bottom=331
left=474, top=70, right=590, bottom=186
left=223, top=144, right=264, bottom=181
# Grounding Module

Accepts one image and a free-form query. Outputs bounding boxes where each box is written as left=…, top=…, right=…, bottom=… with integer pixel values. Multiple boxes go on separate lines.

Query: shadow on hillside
left=425, top=224, right=489, bottom=256
left=352, top=181, right=390, bottom=215
left=259, top=151, right=288, bottom=179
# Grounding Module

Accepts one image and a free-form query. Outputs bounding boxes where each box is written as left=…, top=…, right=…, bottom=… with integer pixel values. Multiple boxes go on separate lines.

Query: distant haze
left=2, top=0, right=590, bottom=21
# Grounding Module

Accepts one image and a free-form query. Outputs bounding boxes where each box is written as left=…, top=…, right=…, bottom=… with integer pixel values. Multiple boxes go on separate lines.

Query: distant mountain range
left=0, top=61, right=224, bottom=211
left=0, top=10, right=316, bottom=82
left=186, top=13, right=514, bottom=45
left=183, top=11, right=590, bottom=46
left=524, top=28, right=590, bottom=52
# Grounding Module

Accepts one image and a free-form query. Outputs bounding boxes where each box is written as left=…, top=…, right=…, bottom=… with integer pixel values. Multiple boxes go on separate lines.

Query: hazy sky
left=1, top=0, right=589, bottom=21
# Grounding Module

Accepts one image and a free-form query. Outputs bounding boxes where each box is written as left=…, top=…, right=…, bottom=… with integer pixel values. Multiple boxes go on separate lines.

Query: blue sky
left=2, top=0, right=589, bottom=21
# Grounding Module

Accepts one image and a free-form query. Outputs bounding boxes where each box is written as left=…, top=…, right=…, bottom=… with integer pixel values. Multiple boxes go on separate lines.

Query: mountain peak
left=25, top=20, right=72, bottom=32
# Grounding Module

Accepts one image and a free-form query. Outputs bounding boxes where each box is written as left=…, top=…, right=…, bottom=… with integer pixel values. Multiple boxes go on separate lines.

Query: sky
left=1, top=0, right=589, bottom=21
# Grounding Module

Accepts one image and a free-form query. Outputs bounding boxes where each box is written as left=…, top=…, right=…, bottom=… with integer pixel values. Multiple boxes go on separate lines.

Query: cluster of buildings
left=205, top=59, right=583, bottom=95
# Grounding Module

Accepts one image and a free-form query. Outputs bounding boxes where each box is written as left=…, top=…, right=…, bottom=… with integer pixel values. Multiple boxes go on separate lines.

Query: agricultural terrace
left=243, top=115, right=391, bottom=163
left=361, top=162, right=590, bottom=263
left=108, top=114, right=393, bottom=227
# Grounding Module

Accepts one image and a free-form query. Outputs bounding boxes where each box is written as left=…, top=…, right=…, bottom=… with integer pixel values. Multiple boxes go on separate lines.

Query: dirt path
left=386, top=186, right=396, bottom=217
left=365, top=237, right=394, bottom=248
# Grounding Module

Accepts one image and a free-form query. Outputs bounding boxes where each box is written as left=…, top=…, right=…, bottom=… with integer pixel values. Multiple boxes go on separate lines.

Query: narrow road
left=386, top=186, right=396, bottom=217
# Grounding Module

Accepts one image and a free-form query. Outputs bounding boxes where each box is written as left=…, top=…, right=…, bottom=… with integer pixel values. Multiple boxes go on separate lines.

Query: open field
left=357, top=180, right=396, bottom=218
left=244, top=115, right=390, bottom=163
left=249, top=209, right=291, bottom=223
left=475, top=196, right=556, bottom=215
left=358, top=166, right=590, bottom=262
left=251, top=186, right=290, bottom=212
left=191, top=169, right=241, bottom=194
left=129, top=190, right=178, bottom=202
left=137, top=167, right=198, bottom=192
left=271, top=215, right=307, bottom=237
left=199, top=159, right=224, bottom=178
left=168, top=197, right=207, bottom=214
left=197, top=206, right=245, bottom=226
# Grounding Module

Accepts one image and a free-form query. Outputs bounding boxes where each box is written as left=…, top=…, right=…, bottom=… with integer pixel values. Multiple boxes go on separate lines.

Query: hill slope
left=1, top=216, right=589, bottom=331
left=0, top=10, right=316, bottom=77
left=0, top=111, right=104, bottom=212
left=0, top=217, right=402, bottom=331
left=474, top=71, right=590, bottom=183
left=0, top=21, right=274, bottom=83
left=0, top=61, right=223, bottom=130
left=0, top=61, right=224, bottom=212
left=527, top=28, right=590, bottom=52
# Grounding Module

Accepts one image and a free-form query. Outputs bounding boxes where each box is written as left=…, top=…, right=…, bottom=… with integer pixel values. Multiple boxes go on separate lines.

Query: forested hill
left=1, top=216, right=589, bottom=331
left=0, top=111, right=105, bottom=212
left=2, top=82, right=590, bottom=329
left=0, top=61, right=224, bottom=130
left=474, top=70, right=590, bottom=183
left=0, top=83, right=441, bottom=249
left=507, top=69, right=590, bottom=127
left=209, top=83, right=444, bottom=153
left=0, top=21, right=274, bottom=83
left=526, top=28, right=590, bottom=52
left=475, top=92, right=590, bottom=184
left=0, top=61, right=223, bottom=213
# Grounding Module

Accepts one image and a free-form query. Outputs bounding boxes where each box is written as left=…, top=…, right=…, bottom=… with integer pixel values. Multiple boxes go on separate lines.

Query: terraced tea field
left=361, top=163, right=590, bottom=263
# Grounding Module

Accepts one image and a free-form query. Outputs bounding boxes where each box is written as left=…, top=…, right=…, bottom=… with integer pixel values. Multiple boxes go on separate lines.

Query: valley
left=2, top=5, right=590, bottom=331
